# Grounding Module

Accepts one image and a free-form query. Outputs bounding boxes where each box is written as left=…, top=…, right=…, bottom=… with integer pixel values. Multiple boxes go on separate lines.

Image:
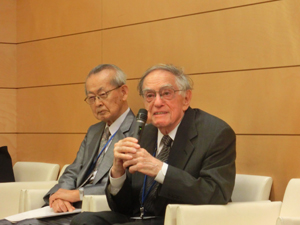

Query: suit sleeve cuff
left=108, top=168, right=126, bottom=195
left=155, top=163, right=168, bottom=184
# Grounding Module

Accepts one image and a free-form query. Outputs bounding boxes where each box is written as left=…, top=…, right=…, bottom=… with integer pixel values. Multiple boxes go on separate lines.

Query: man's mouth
left=154, top=112, right=167, bottom=115
left=98, top=110, right=106, bottom=114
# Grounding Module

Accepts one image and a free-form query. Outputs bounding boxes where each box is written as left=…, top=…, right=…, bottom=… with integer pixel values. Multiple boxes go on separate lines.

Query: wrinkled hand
left=111, top=137, right=163, bottom=178
left=51, top=199, right=75, bottom=213
left=49, top=188, right=80, bottom=208
left=111, top=137, right=139, bottom=178
left=125, top=147, right=163, bottom=177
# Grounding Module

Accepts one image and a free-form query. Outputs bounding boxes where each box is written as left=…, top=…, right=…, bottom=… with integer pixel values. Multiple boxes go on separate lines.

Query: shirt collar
left=157, top=120, right=181, bottom=149
left=106, top=108, right=130, bottom=135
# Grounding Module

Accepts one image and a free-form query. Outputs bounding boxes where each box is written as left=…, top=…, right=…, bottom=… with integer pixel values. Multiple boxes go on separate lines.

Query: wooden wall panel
left=17, top=66, right=299, bottom=135
left=17, top=134, right=85, bottom=168
left=17, top=80, right=143, bottom=133
left=236, top=135, right=300, bottom=201
left=102, top=0, right=300, bottom=78
left=102, top=0, right=277, bottom=28
left=17, top=0, right=102, bottom=42
left=0, top=89, right=16, bottom=132
left=13, top=0, right=300, bottom=202
left=0, top=44, right=16, bottom=87
left=0, top=0, right=16, bottom=43
left=190, top=67, right=300, bottom=135
left=17, top=32, right=102, bottom=87
left=0, top=134, right=17, bottom=165
left=17, top=84, right=96, bottom=133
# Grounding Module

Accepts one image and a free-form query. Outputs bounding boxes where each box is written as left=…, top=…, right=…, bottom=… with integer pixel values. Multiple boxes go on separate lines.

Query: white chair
left=276, top=178, right=300, bottom=225
left=232, top=174, right=273, bottom=202
left=78, top=173, right=273, bottom=214
left=0, top=162, right=60, bottom=219
left=13, top=162, right=60, bottom=182
left=165, top=201, right=282, bottom=225
left=18, top=164, right=70, bottom=213
left=82, top=195, right=110, bottom=212
left=0, top=181, right=57, bottom=219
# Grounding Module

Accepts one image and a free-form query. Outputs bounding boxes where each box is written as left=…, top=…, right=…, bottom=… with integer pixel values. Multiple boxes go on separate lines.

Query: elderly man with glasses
left=0, top=64, right=137, bottom=225
left=71, top=64, right=236, bottom=225
left=44, top=64, right=136, bottom=212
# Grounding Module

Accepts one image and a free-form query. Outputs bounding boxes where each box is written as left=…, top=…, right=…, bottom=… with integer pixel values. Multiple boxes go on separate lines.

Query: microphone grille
left=137, top=109, right=148, bottom=122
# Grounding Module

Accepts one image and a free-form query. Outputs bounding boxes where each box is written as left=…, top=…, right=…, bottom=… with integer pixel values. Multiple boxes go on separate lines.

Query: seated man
left=71, top=64, right=236, bottom=225
left=44, top=64, right=136, bottom=213
left=0, top=64, right=136, bottom=225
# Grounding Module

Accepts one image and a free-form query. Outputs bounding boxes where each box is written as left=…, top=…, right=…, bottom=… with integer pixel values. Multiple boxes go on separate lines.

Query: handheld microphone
left=132, top=108, right=148, bottom=142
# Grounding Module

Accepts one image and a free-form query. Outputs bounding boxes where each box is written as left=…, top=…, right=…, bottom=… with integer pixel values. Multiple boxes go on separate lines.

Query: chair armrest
left=165, top=204, right=181, bottom=225
left=277, top=217, right=300, bottom=225
left=172, top=202, right=282, bottom=225
left=82, top=195, right=110, bottom=212
left=19, top=189, right=50, bottom=213
left=0, top=181, right=57, bottom=219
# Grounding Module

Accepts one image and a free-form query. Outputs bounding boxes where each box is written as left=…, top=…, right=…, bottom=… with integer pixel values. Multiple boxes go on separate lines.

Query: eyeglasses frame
left=84, top=85, right=122, bottom=105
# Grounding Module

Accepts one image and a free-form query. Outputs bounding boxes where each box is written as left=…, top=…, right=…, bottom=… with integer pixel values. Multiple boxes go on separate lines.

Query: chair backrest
left=174, top=201, right=282, bottom=225
left=232, top=174, right=273, bottom=202
left=13, top=162, right=60, bottom=182
left=280, top=178, right=300, bottom=217
left=58, top=164, right=70, bottom=180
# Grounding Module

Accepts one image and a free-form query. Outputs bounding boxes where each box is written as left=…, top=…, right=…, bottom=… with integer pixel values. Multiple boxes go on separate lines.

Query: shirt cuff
left=155, top=163, right=168, bottom=184
left=108, top=169, right=126, bottom=195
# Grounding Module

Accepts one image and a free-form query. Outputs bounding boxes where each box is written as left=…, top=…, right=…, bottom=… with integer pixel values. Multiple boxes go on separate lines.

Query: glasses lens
left=99, top=92, right=108, bottom=100
left=86, top=96, right=96, bottom=105
left=144, top=91, right=156, bottom=102
left=160, top=88, right=175, bottom=100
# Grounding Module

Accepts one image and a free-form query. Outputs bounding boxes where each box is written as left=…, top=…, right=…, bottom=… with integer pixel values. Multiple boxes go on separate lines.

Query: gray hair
left=85, top=64, right=127, bottom=95
left=137, top=64, right=193, bottom=95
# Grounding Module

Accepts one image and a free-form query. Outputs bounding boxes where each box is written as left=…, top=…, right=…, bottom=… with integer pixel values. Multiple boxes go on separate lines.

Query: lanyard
left=87, top=130, right=117, bottom=175
left=140, top=151, right=157, bottom=218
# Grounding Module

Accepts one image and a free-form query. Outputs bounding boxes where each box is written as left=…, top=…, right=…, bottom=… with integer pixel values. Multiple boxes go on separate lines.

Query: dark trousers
left=70, top=211, right=164, bottom=225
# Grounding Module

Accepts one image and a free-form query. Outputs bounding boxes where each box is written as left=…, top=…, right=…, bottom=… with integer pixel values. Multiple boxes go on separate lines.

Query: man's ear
left=120, top=85, right=129, bottom=100
left=182, top=90, right=192, bottom=111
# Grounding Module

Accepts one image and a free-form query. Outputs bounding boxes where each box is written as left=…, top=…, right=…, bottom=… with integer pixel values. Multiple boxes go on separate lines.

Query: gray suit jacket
left=44, top=110, right=136, bottom=206
left=107, top=107, right=236, bottom=217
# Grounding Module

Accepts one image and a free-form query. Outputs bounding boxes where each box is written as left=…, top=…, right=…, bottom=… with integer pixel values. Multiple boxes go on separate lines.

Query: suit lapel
left=93, top=110, right=136, bottom=183
left=168, top=107, right=197, bottom=169
left=76, top=123, right=104, bottom=186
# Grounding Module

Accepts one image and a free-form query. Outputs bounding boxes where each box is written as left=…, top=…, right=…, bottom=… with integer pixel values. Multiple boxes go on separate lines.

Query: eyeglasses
left=142, top=87, right=182, bottom=103
left=84, top=86, right=121, bottom=105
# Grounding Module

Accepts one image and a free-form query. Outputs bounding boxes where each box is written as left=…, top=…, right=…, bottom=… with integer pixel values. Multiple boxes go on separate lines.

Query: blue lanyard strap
left=141, top=151, right=157, bottom=206
left=88, top=130, right=118, bottom=174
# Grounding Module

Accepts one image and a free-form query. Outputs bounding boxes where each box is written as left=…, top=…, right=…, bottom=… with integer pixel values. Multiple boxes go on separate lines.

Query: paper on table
left=4, top=206, right=81, bottom=223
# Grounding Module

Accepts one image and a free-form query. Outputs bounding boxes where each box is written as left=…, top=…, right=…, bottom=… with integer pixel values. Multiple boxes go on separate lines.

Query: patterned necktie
left=80, top=127, right=110, bottom=186
left=94, top=127, right=110, bottom=169
left=141, top=135, right=173, bottom=215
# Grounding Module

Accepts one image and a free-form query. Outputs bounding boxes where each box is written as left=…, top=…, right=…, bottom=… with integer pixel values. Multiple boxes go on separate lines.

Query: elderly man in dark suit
left=71, top=64, right=236, bottom=225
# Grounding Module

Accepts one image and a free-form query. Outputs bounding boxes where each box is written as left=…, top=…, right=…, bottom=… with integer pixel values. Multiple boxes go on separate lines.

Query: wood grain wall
left=1, top=0, right=299, bottom=201
left=0, top=0, right=17, bottom=163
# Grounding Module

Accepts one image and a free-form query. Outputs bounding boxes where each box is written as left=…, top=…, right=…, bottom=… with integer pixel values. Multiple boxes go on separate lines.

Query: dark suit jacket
left=0, top=146, right=15, bottom=182
left=107, top=107, right=236, bottom=217
left=44, top=110, right=136, bottom=206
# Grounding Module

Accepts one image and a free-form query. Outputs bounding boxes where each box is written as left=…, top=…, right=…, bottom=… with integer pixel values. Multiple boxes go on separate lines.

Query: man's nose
left=153, top=93, right=164, bottom=105
left=95, top=97, right=103, bottom=106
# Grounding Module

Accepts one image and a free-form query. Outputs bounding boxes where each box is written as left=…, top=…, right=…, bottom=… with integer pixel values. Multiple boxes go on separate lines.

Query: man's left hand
left=49, top=188, right=80, bottom=207
left=124, top=147, right=163, bottom=177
